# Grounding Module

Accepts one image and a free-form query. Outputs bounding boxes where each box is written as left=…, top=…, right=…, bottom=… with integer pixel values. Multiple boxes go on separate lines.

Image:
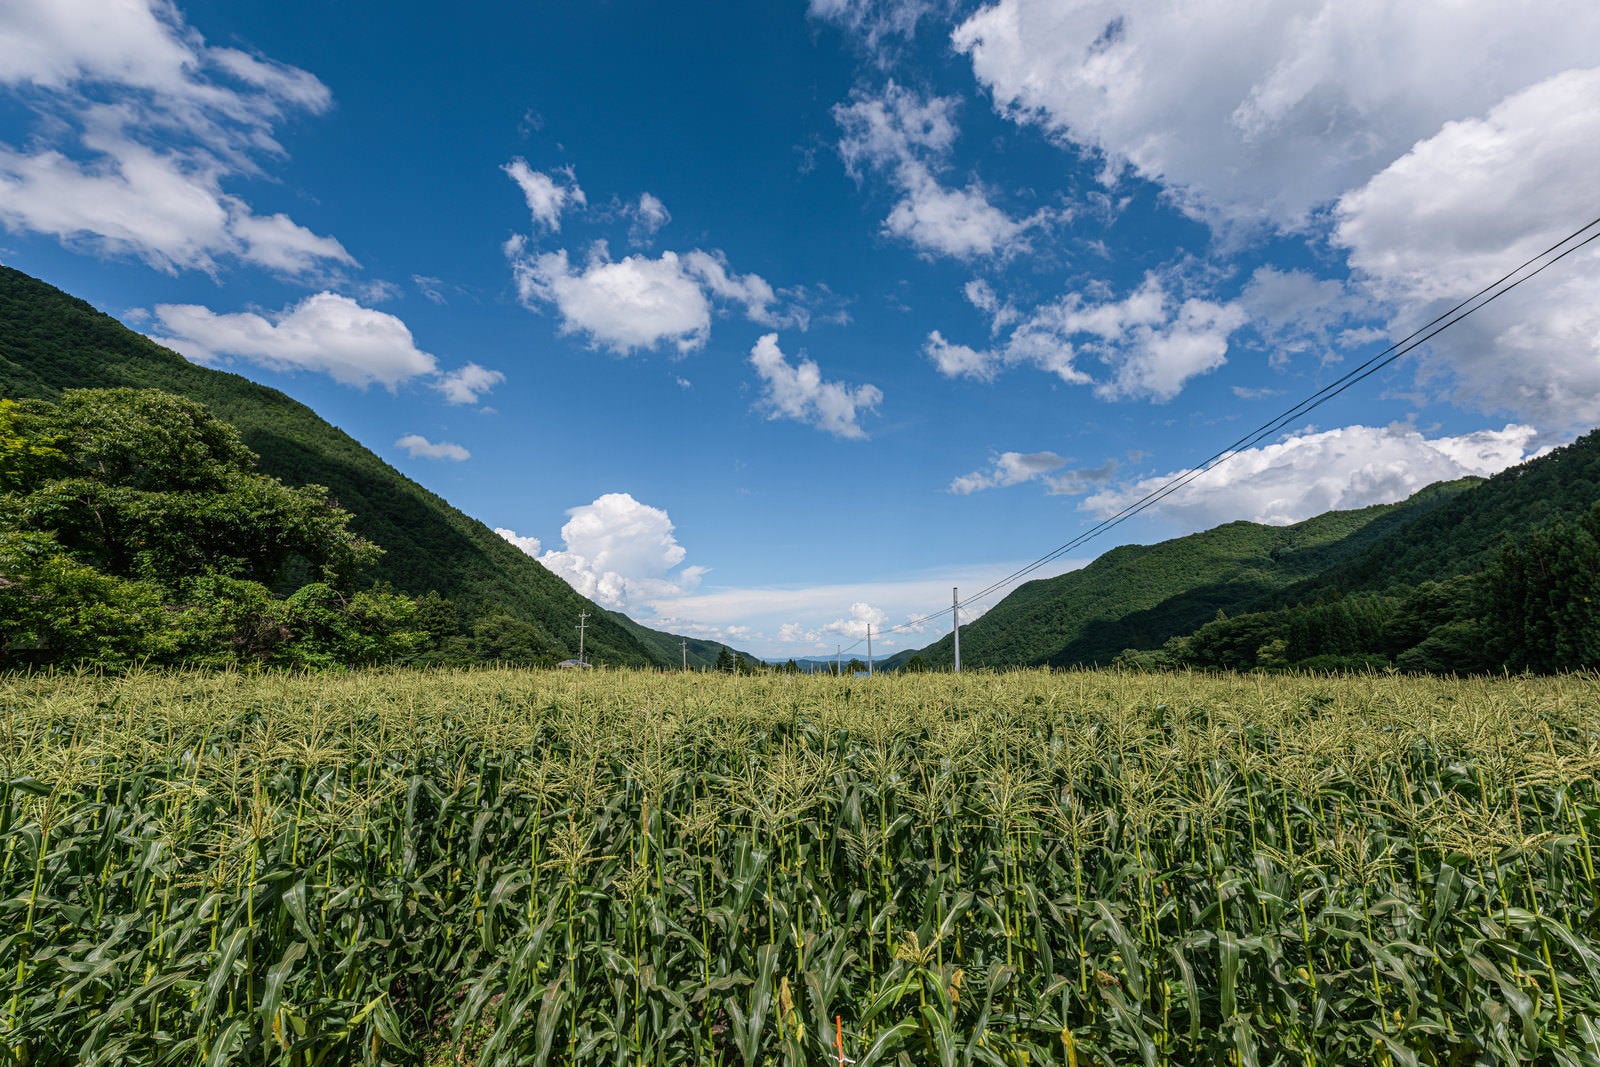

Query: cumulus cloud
left=1332, top=68, right=1600, bottom=428
left=835, top=81, right=1048, bottom=259
left=396, top=434, right=470, bottom=462
left=503, top=159, right=585, bottom=231
left=925, top=271, right=1244, bottom=400
left=150, top=293, right=438, bottom=389
left=823, top=601, right=890, bottom=641
left=0, top=0, right=352, bottom=275
left=949, top=450, right=1066, bottom=494
left=505, top=238, right=787, bottom=354
left=1083, top=423, right=1541, bottom=531
left=535, top=493, right=706, bottom=611
left=749, top=333, right=882, bottom=439
left=952, top=0, right=1600, bottom=233
left=434, top=362, right=506, bottom=405
left=494, top=528, right=543, bottom=557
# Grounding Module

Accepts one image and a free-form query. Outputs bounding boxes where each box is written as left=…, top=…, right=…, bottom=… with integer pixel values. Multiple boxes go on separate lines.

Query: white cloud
left=629, top=192, right=671, bottom=244
left=494, top=527, right=543, bottom=557
left=506, top=240, right=789, bottom=354
left=150, top=292, right=438, bottom=389
left=0, top=0, right=352, bottom=275
left=749, top=333, right=882, bottom=439
left=434, top=362, right=505, bottom=405
left=535, top=493, right=706, bottom=611
left=964, top=278, right=1019, bottom=333
left=925, top=271, right=1243, bottom=400
left=953, top=0, right=1600, bottom=233
left=835, top=82, right=1047, bottom=259
left=809, top=0, right=941, bottom=54
left=503, top=159, right=585, bottom=231
left=507, top=243, right=710, bottom=354
left=824, top=601, right=889, bottom=641
left=396, top=434, right=470, bottom=462
left=949, top=450, right=1066, bottom=494
left=1084, top=423, right=1540, bottom=531
left=1332, top=68, right=1600, bottom=428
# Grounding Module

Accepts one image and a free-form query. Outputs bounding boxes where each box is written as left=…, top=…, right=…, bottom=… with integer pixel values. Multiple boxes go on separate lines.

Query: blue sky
left=3, top=1, right=1599, bottom=658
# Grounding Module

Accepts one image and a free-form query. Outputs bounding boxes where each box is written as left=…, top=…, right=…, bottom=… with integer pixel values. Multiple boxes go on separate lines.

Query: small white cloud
left=749, top=333, right=882, bottom=440
left=823, top=601, right=889, bottom=641
left=508, top=243, right=712, bottom=354
left=434, top=362, right=505, bottom=405
left=537, top=492, right=705, bottom=611
left=927, top=271, right=1243, bottom=400
left=835, top=82, right=1047, bottom=260
left=494, top=527, right=543, bottom=556
left=1085, top=423, right=1541, bottom=531
left=949, top=450, right=1067, bottom=494
left=503, top=159, right=585, bottom=232
left=964, top=278, right=1019, bottom=333
left=396, top=434, right=470, bottom=462
left=412, top=275, right=448, bottom=305
left=808, top=0, right=938, bottom=55
left=629, top=192, right=671, bottom=244
left=150, top=292, right=437, bottom=389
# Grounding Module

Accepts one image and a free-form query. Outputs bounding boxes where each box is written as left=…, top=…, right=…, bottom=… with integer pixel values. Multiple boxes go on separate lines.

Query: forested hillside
left=0, top=266, right=672, bottom=667
left=894, top=429, right=1600, bottom=675
left=889, top=481, right=1473, bottom=670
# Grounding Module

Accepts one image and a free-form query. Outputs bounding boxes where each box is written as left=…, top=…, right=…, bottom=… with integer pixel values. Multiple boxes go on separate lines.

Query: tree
left=0, top=389, right=414, bottom=669
left=10, top=389, right=378, bottom=589
left=714, top=645, right=735, bottom=673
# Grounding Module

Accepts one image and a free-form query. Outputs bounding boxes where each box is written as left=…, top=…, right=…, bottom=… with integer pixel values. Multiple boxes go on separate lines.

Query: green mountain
left=895, top=428, right=1600, bottom=672
left=1280, top=430, right=1600, bottom=600
left=0, top=264, right=679, bottom=667
left=887, top=479, right=1478, bottom=671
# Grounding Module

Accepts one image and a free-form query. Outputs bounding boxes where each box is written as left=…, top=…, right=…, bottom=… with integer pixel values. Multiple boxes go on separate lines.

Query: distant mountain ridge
left=0, top=264, right=739, bottom=668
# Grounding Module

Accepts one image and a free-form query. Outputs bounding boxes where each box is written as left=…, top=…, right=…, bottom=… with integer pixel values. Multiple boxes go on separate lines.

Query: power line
left=836, top=211, right=1600, bottom=655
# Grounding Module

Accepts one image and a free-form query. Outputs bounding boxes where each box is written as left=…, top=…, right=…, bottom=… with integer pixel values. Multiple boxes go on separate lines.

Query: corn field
left=2, top=666, right=1599, bottom=1065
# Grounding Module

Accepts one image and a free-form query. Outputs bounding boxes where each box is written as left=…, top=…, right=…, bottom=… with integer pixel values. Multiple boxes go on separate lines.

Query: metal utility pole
left=680, top=639, right=687, bottom=671
left=866, top=624, right=873, bottom=678
left=576, top=611, right=589, bottom=665
left=952, top=587, right=961, bottom=674
left=836, top=644, right=841, bottom=676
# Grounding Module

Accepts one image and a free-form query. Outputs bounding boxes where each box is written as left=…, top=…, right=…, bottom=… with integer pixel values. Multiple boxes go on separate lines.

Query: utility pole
left=680, top=638, right=687, bottom=671
left=952, top=587, right=961, bottom=674
left=866, top=624, right=873, bottom=678
left=576, top=610, right=589, bottom=665
left=836, top=644, right=841, bottom=676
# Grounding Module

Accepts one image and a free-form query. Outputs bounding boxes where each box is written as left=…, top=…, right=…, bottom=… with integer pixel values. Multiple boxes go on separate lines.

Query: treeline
left=0, top=388, right=580, bottom=670
left=1117, top=502, right=1600, bottom=674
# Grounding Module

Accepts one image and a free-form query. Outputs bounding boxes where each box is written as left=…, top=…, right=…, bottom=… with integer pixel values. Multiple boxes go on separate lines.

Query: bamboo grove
left=3, top=667, right=1599, bottom=1064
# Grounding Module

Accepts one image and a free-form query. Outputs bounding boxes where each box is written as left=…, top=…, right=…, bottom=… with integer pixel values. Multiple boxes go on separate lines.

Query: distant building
left=556, top=658, right=592, bottom=669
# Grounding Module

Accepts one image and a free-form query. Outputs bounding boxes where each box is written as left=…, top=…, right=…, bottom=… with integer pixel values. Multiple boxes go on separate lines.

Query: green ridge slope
left=1285, top=429, right=1600, bottom=600
left=0, top=265, right=669, bottom=667
left=891, top=480, right=1475, bottom=670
